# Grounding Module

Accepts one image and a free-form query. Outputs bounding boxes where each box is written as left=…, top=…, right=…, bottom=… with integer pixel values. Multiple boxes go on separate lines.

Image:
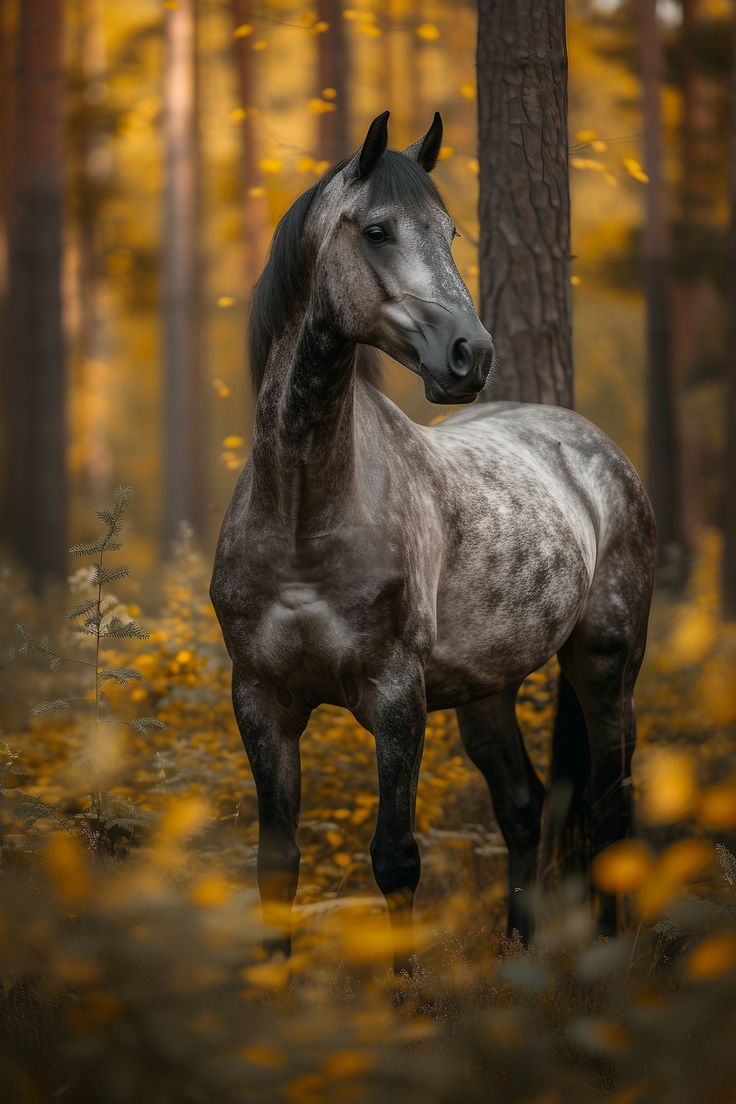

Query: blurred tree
left=476, top=0, right=573, bottom=407
left=1, top=0, right=67, bottom=586
left=637, top=0, right=686, bottom=584
left=723, top=14, right=736, bottom=619
left=0, top=0, right=15, bottom=533
left=162, top=0, right=206, bottom=550
left=70, top=0, right=115, bottom=501
left=317, top=0, right=349, bottom=162
left=232, top=0, right=269, bottom=288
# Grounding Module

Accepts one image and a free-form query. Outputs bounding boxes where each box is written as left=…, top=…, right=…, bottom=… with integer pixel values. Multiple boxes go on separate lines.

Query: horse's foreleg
left=361, top=667, right=426, bottom=976
left=232, top=676, right=306, bottom=958
left=456, top=689, right=546, bottom=945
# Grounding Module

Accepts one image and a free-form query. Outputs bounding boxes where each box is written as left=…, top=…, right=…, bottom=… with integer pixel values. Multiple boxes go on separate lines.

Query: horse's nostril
left=449, top=337, right=473, bottom=378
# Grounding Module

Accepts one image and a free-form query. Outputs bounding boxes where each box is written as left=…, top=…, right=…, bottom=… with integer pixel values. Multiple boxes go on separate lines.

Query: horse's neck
left=251, top=311, right=360, bottom=534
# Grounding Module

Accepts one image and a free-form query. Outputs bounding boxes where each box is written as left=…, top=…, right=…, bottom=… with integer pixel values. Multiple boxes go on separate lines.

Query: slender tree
left=476, top=0, right=573, bottom=407
left=637, top=0, right=686, bottom=581
left=317, top=0, right=349, bottom=163
left=2, top=0, right=67, bottom=586
left=232, top=0, right=269, bottom=288
left=723, top=13, right=736, bottom=618
left=162, top=0, right=206, bottom=549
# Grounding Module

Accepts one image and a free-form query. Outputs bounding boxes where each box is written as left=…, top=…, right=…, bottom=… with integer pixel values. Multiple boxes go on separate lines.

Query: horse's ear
left=357, top=110, right=390, bottom=178
left=402, top=112, right=443, bottom=173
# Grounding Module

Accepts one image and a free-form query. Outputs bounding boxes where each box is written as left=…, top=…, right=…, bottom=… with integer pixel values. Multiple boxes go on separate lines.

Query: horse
left=210, top=111, right=656, bottom=974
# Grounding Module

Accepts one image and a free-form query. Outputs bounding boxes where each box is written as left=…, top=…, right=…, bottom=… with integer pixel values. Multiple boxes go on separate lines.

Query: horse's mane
left=248, top=150, right=448, bottom=395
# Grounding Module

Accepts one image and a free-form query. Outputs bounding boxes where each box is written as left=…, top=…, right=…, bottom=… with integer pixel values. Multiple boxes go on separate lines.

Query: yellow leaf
left=247, top=185, right=267, bottom=197
left=176, top=649, right=192, bottom=664
left=217, top=295, right=235, bottom=308
left=571, top=275, right=581, bottom=286
left=467, top=157, right=479, bottom=175
left=189, top=875, right=232, bottom=907
left=438, top=145, right=454, bottom=160
left=223, top=435, right=244, bottom=448
left=416, top=22, right=440, bottom=40
left=313, top=160, right=330, bottom=175
left=312, top=21, right=329, bottom=33
left=162, top=1, right=179, bottom=8
left=570, top=157, right=605, bottom=173
left=576, top=128, right=597, bottom=143
left=459, top=81, right=476, bottom=99
left=252, top=39, right=268, bottom=51
left=308, top=98, right=337, bottom=114
left=698, top=778, right=736, bottom=829
left=357, top=23, right=381, bottom=36
left=159, top=797, right=210, bottom=839
left=638, top=839, right=712, bottom=916
left=258, top=157, right=282, bottom=174
left=230, top=107, right=247, bottom=122
left=298, top=155, right=316, bottom=173
left=623, top=157, right=649, bottom=183
left=592, top=139, right=607, bottom=152
left=592, top=839, right=652, bottom=894
left=233, top=23, right=253, bottom=37
left=641, top=749, right=695, bottom=824
left=322, top=86, right=337, bottom=100
left=686, top=933, right=736, bottom=981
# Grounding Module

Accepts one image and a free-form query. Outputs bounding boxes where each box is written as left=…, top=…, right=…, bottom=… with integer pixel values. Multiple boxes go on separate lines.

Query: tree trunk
left=317, top=0, right=349, bottom=163
left=722, top=15, right=736, bottom=619
left=232, top=0, right=269, bottom=289
left=162, top=0, right=206, bottom=549
left=637, top=0, right=686, bottom=582
left=476, top=0, right=572, bottom=407
left=2, top=0, right=67, bottom=587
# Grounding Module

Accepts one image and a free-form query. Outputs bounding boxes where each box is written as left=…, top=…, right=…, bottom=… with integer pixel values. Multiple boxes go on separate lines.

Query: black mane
left=248, top=150, right=447, bottom=394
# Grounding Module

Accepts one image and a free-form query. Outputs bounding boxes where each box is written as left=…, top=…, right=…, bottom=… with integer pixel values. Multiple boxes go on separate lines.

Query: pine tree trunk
left=162, top=0, right=206, bottom=549
left=2, top=0, right=67, bottom=587
left=476, top=0, right=572, bottom=407
left=637, top=0, right=686, bottom=583
left=722, top=16, right=736, bottom=619
left=317, top=0, right=349, bottom=163
left=232, top=0, right=269, bottom=289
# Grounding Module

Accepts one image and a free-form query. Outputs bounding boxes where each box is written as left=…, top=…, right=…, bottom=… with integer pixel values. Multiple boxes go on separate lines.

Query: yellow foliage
left=222, top=435, right=244, bottom=448
left=576, top=128, right=597, bottom=142
left=321, top=87, right=337, bottom=100
left=438, top=145, right=454, bottom=160
left=638, top=839, right=712, bottom=916
left=623, top=157, right=649, bottom=184
left=45, top=834, right=92, bottom=904
left=258, top=157, right=283, bottom=174
left=158, top=797, right=211, bottom=840
left=570, top=157, right=605, bottom=173
left=698, top=778, right=736, bottom=829
left=416, top=23, right=440, bottom=41
left=233, top=23, right=253, bottom=38
left=668, top=605, right=716, bottom=666
left=189, top=875, right=232, bottom=907
left=686, top=933, right=736, bottom=981
left=241, top=1042, right=285, bottom=1068
left=308, top=98, right=337, bottom=115
left=592, top=839, right=652, bottom=894
left=459, top=81, right=476, bottom=99
left=640, top=749, right=696, bottom=824
left=216, top=295, right=235, bottom=307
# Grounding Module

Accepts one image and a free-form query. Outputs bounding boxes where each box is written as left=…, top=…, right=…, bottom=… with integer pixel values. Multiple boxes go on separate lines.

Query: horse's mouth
left=421, top=365, right=480, bottom=405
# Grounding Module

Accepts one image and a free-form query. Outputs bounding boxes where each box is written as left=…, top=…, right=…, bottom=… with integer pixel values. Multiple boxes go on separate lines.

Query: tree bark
left=476, top=0, right=572, bottom=407
left=162, top=0, right=206, bottom=549
left=2, top=0, right=67, bottom=587
left=317, top=0, right=349, bottom=163
left=637, top=0, right=686, bottom=582
left=722, top=14, right=736, bottom=618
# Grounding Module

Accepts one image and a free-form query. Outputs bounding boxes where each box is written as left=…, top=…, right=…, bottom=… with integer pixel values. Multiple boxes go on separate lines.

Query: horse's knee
left=370, top=834, right=420, bottom=897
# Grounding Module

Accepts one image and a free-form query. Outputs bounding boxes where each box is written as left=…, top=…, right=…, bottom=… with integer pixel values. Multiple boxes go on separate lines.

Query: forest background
left=1, top=2, right=736, bottom=1102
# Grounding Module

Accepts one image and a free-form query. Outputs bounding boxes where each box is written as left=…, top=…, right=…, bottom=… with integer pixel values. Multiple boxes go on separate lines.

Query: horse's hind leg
left=558, top=560, right=651, bottom=934
left=232, top=674, right=308, bottom=957
left=456, top=687, right=546, bottom=945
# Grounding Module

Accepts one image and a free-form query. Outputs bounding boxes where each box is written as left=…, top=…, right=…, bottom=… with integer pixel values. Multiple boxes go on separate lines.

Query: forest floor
left=1, top=524, right=736, bottom=1103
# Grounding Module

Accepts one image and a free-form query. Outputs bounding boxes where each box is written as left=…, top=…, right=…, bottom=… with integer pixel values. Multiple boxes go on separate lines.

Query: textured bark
left=2, top=0, right=67, bottom=586
left=317, top=0, right=349, bottom=163
left=162, top=0, right=206, bottom=548
left=232, top=0, right=269, bottom=288
left=637, top=0, right=686, bottom=580
left=476, top=0, right=572, bottom=407
left=723, top=16, right=736, bottom=619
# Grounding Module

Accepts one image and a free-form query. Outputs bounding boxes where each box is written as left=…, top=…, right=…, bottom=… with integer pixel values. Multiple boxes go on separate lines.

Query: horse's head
left=313, top=111, right=494, bottom=404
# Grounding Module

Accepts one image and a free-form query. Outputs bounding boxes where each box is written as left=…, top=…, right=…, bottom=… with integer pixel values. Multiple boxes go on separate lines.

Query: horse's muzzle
left=419, top=310, right=494, bottom=404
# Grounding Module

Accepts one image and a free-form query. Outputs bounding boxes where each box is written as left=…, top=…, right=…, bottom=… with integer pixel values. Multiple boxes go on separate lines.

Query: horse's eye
left=363, top=224, right=388, bottom=246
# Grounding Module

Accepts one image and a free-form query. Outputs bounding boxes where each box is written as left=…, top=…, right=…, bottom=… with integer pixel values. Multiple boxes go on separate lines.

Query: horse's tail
left=541, top=671, right=592, bottom=882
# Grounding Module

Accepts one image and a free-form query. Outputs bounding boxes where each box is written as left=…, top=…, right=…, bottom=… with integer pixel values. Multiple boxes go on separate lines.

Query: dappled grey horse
left=211, top=112, right=656, bottom=973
